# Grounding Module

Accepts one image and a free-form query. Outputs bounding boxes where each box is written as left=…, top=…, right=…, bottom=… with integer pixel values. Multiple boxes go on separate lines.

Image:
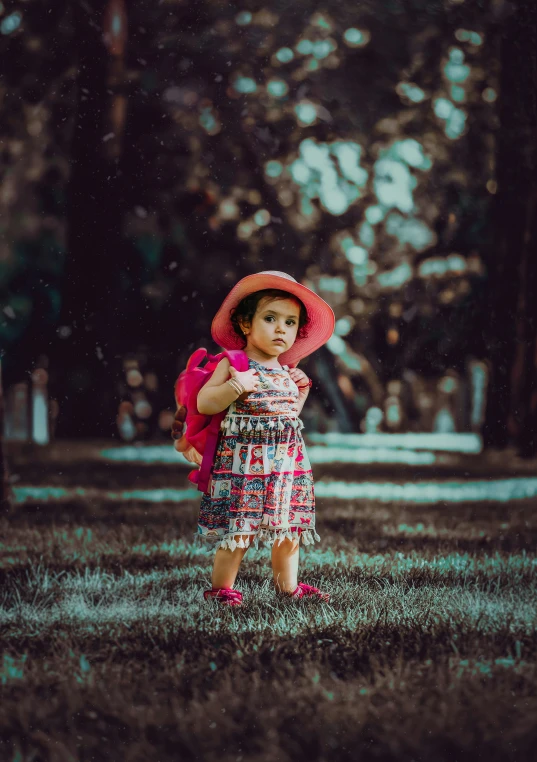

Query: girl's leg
left=271, top=535, right=300, bottom=593
left=211, top=535, right=251, bottom=589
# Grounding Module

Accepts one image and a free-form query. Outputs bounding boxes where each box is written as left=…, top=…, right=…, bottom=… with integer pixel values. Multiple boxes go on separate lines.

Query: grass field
left=1, top=442, right=537, bottom=762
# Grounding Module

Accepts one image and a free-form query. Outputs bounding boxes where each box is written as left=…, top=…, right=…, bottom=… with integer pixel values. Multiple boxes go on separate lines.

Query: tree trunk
left=509, top=189, right=537, bottom=456
left=0, top=359, right=12, bottom=512
left=483, top=0, right=537, bottom=455
left=51, top=0, right=128, bottom=438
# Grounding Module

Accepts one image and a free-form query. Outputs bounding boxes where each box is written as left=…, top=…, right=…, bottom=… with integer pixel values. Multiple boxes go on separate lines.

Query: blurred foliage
left=0, top=1, right=74, bottom=346
left=0, top=0, right=505, bottom=436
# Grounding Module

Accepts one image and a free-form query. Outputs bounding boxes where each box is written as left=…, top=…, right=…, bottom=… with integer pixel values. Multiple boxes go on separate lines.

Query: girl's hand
left=289, top=368, right=311, bottom=394
left=229, top=366, right=260, bottom=394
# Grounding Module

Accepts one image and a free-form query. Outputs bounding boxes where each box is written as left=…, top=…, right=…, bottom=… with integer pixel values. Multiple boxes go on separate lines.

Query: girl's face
left=239, top=297, right=300, bottom=361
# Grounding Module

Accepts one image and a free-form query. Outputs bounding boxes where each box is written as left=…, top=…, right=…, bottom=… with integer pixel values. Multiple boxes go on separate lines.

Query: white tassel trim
left=220, top=413, right=303, bottom=433
left=200, top=527, right=321, bottom=553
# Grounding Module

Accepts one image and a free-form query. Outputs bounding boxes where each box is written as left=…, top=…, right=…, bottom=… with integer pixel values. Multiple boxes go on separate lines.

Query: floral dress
left=194, top=357, right=320, bottom=553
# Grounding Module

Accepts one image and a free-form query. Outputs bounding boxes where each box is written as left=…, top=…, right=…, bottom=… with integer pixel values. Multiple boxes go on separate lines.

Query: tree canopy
left=0, top=0, right=513, bottom=438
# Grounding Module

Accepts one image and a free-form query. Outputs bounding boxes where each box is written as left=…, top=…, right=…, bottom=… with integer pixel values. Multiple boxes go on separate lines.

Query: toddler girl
left=175, top=270, right=334, bottom=606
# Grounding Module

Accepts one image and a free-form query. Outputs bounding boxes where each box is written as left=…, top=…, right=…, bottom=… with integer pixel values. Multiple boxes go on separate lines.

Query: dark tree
left=0, top=360, right=11, bottom=511
left=483, top=0, right=537, bottom=456
left=51, top=0, right=129, bottom=437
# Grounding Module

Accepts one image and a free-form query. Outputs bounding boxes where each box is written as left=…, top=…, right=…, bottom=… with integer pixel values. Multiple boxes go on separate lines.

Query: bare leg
left=271, top=535, right=300, bottom=593
left=211, top=535, right=251, bottom=589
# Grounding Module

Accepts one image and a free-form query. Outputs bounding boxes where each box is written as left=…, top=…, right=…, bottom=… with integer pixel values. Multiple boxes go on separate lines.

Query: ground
left=1, top=438, right=536, bottom=762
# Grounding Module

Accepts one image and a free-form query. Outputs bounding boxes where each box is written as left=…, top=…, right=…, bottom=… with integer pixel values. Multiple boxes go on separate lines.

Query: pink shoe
left=280, top=582, right=330, bottom=601
left=203, top=587, right=243, bottom=606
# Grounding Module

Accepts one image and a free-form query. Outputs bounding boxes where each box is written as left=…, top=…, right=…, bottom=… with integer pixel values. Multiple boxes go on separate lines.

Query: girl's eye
left=264, top=316, right=296, bottom=325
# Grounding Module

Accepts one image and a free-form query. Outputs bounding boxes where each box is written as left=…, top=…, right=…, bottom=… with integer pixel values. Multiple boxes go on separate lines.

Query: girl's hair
left=230, top=288, right=310, bottom=346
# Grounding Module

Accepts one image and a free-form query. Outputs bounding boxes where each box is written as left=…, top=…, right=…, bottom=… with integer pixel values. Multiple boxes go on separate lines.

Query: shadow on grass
left=3, top=622, right=537, bottom=678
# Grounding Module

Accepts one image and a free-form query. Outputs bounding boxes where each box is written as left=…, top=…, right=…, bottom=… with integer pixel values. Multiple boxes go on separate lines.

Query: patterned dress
left=194, top=357, right=320, bottom=553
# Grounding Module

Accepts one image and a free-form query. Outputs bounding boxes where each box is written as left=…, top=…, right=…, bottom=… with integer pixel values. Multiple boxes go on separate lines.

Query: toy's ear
left=225, top=349, right=249, bottom=372
left=187, top=348, right=207, bottom=370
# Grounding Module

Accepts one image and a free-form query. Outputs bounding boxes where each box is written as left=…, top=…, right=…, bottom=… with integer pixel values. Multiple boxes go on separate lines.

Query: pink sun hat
left=211, top=270, right=335, bottom=367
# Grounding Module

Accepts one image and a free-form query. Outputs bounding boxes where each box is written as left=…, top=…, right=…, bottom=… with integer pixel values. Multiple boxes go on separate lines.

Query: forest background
left=0, top=0, right=535, bottom=456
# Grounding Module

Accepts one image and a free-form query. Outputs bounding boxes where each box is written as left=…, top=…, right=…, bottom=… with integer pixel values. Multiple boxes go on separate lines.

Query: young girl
left=175, top=270, right=335, bottom=606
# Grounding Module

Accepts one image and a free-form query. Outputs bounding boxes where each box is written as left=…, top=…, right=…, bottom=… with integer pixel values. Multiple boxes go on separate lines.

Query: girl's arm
left=198, top=359, right=260, bottom=415
left=197, top=358, right=242, bottom=415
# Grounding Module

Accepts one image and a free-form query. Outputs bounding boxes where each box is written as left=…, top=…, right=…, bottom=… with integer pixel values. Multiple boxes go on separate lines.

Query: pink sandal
left=203, top=587, right=243, bottom=606
left=280, top=582, right=330, bottom=601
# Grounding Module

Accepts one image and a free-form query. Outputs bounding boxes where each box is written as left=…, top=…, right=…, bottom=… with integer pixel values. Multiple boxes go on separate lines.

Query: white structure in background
left=469, top=360, right=488, bottom=432
left=31, top=369, right=49, bottom=445
left=2, top=368, right=50, bottom=445
left=3, top=383, right=29, bottom=442
left=433, top=408, right=456, bottom=434
left=363, top=406, right=384, bottom=434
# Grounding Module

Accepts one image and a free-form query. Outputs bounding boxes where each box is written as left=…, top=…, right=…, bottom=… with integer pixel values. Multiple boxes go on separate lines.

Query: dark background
left=0, top=0, right=535, bottom=452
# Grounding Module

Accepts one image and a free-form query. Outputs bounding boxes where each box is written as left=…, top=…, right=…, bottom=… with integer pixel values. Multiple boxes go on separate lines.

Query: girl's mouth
left=273, top=339, right=285, bottom=344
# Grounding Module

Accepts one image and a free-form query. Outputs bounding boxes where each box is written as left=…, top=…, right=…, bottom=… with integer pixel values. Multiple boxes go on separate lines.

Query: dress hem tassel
left=192, top=527, right=321, bottom=554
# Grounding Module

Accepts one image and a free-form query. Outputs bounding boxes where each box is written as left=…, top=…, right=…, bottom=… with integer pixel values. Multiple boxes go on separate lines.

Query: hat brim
left=211, top=272, right=335, bottom=366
